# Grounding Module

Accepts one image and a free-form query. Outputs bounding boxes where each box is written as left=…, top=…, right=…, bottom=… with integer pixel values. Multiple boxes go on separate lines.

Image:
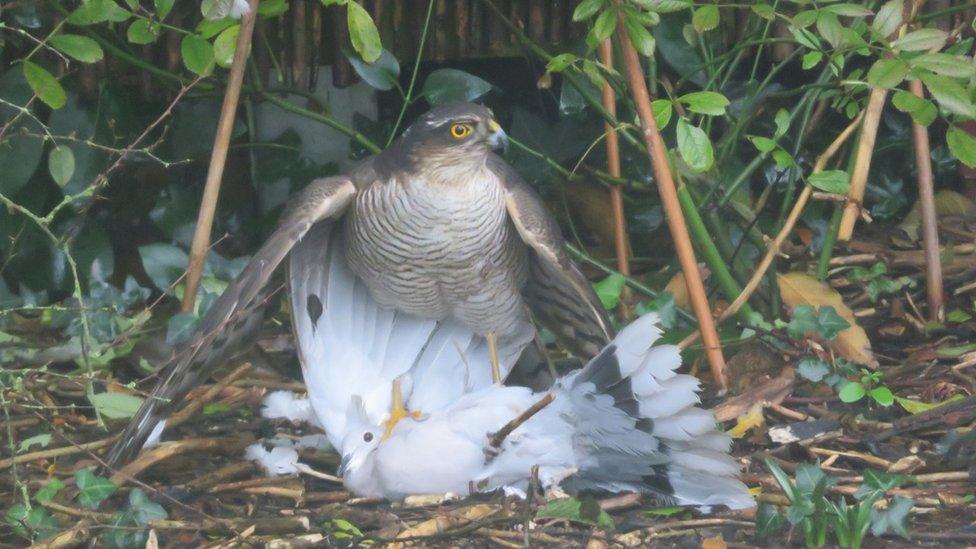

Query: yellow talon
left=382, top=378, right=422, bottom=441
left=487, top=332, right=501, bottom=384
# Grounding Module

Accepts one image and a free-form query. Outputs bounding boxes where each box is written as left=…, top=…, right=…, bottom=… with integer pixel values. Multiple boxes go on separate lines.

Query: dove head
left=337, top=397, right=384, bottom=496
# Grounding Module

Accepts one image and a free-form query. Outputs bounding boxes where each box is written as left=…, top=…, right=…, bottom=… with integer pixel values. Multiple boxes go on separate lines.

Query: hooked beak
left=487, top=119, right=509, bottom=153
left=337, top=454, right=350, bottom=478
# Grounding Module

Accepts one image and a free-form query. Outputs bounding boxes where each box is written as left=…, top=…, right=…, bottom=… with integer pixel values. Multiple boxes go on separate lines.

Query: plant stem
left=386, top=0, right=435, bottom=146
left=614, top=10, right=728, bottom=392
left=909, top=79, right=944, bottom=322
left=182, top=0, right=261, bottom=313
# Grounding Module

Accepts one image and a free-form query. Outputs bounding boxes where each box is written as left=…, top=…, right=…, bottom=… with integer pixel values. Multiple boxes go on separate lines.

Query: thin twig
left=183, top=0, right=261, bottom=312
left=614, top=8, right=728, bottom=391
left=487, top=393, right=554, bottom=450
left=164, top=363, right=254, bottom=429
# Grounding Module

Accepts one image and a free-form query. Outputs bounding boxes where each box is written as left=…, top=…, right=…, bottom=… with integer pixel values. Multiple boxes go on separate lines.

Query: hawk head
left=397, top=103, right=508, bottom=159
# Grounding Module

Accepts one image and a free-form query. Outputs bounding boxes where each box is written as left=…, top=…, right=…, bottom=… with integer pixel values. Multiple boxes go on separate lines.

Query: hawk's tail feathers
left=564, top=313, right=754, bottom=510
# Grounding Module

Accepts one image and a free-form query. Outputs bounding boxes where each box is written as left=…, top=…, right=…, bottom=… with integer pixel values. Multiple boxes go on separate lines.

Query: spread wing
left=490, top=155, right=614, bottom=359
left=104, top=176, right=357, bottom=469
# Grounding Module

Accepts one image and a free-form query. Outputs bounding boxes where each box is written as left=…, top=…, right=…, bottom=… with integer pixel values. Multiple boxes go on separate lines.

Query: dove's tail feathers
left=564, top=313, right=754, bottom=510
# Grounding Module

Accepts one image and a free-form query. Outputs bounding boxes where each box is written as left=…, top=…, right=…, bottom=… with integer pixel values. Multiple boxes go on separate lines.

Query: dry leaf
left=391, top=504, right=499, bottom=547
left=701, top=535, right=727, bottom=549
left=728, top=401, right=765, bottom=439
left=664, top=264, right=711, bottom=310
left=777, top=272, right=878, bottom=367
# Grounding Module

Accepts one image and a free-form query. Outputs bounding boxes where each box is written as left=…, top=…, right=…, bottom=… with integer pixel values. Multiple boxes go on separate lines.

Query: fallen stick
left=712, top=368, right=795, bottom=423
left=0, top=435, right=118, bottom=470
left=165, top=362, right=253, bottom=429
left=111, top=435, right=254, bottom=484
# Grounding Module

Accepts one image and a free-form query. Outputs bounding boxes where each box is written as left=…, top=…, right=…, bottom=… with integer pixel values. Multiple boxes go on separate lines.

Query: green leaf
left=773, top=149, right=795, bottom=168
left=912, top=53, right=976, bottom=78
left=421, top=68, right=492, bottom=105
left=19, top=433, right=52, bottom=453
left=678, top=91, right=729, bottom=116
left=774, top=109, right=790, bottom=138
left=201, top=0, right=236, bottom=20
left=866, top=58, right=909, bottom=88
left=154, top=0, right=175, bottom=19
left=824, top=3, right=873, bottom=17
left=816, top=12, right=846, bottom=49
left=856, top=470, right=908, bottom=501
left=166, top=311, right=199, bottom=346
left=90, top=392, right=144, bottom=419
left=891, top=89, right=938, bottom=126
left=197, top=17, right=236, bottom=39
left=808, top=170, right=850, bottom=194
left=946, top=125, right=976, bottom=168
left=651, top=99, right=672, bottom=129
left=34, top=478, right=64, bottom=504
left=48, top=146, right=75, bottom=187
left=594, top=273, right=627, bottom=310
left=748, top=135, right=777, bottom=153
left=23, top=62, right=66, bottom=110
left=258, top=0, right=288, bottom=18
left=347, top=1, right=382, bottom=63
left=624, top=12, right=656, bottom=57
left=213, top=24, right=240, bottom=68
left=869, top=386, right=894, bottom=406
left=891, top=28, right=947, bottom=52
left=75, top=468, right=118, bottom=508
left=756, top=504, right=785, bottom=537
left=936, top=342, right=976, bottom=358
left=894, top=394, right=964, bottom=414
left=139, top=243, right=189, bottom=290
left=573, top=0, right=604, bottom=21
left=633, top=0, right=692, bottom=14
left=593, top=8, right=618, bottom=42
left=692, top=4, right=719, bottom=33
left=181, top=34, right=215, bottom=76
left=839, top=381, right=866, bottom=403
left=797, top=357, right=831, bottom=382
left=536, top=497, right=614, bottom=530
left=788, top=304, right=819, bottom=339
left=126, top=19, right=160, bottom=44
left=802, top=50, right=823, bottom=70
left=676, top=118, right=714, bottom=172
left=920, top=73, right=976, bottom=117
left=872, top=0, right=903, bottom=38
left=817, top=306, right=850, bottom=339
left=67, top=0, right=131, bottom=25
left=49, top=34, right=104, bottom=63
left=546, top=53, right=577, bottom=73
left=346, top=48, right=400, bottom=91
left=789, top=25, right=821, bottom=49
left=870, top=496, right=912, bottom=538
left=5, top=504, right=60, bottom=540
left=751, top=3, right=775, bottom=21
left=793, top=10, right=818, bottom=28
left=128, top=489, right=167, bottom=526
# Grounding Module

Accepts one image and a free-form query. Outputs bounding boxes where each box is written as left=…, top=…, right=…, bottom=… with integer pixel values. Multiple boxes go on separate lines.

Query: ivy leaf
left=676, top=118, right=714, bottom=172
left=692, top=4, right=719, bottom=33
left=594, top=273, right=627, bottom=310
left=213, top=24, right=240, bottom=68
left=75, top=468, right=118, bottom=509
left=537, top=497, right=614, bottom=530
left=345, top=48, right=400, bottom=91
left=128, top=489, right=168, bottom=526
left=839, top=381, right=867, bottom=403
left=856, top=470, right=908, bottom=501
left=347, top=1, right=382, bottom=63
left=181, top=34, right=215, bottom=76
left=48, top=146, right=76, bottom=187
left=808, top=170, right=850, bottom=194
left=817, top=305, right=850, bottom=339
left=946, top=125, right=976, bottom=168
left=34, top=478, right=64, bottom=504
left=4, top=504, right=60, bottom=540
left=126, top=19, right=161, bottom=44
left=797, top=357, right=831, bottom=382
left=166, top=311, right=199, bottom=346
left=678, top=91, right=729, bottom=116
left=421, top=69, right=492, bottom=105
left=23, top=62, right=66, bottom=110
left=870, top=496, right=912, bottom=538
left=49, top=34, right=104, bottom=63
left=891, top=89, right=938, bottom=126
left=891, top=28, right=947, bottom=52
left=920, top=73, right=976, bottom=117
left=866, top=58, right=909, bottom=88
left=787, top=304, right=819, bottom=339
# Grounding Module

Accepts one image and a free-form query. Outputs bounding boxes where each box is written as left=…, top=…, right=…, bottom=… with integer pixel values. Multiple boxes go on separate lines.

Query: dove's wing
left=105, top=177, right=357, bottom=469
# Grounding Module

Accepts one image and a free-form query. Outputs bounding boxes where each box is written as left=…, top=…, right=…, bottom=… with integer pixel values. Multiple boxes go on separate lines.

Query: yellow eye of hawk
left=450, top=123, right=473, bottom=140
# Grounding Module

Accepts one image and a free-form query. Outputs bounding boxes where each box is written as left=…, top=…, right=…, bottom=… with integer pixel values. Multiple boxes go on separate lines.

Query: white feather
left=142, top=420, right=166, bottom=449
left=246, top=444, right=300, bottom=476
left=261, top=391, right=316, bottom=424
left=230, top=0, right=250, bottom=19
